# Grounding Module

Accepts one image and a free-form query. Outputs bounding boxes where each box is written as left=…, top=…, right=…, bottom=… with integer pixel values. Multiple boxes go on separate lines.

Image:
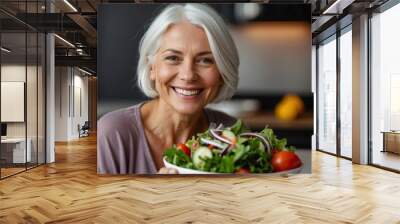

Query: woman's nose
left=179, top=60, right=198, bottom=82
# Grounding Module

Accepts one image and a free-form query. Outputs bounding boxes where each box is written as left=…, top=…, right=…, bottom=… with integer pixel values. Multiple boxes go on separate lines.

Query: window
left=317, top=35, right=337, bottom=154
left=339, top=27, right=352, bottom=158
left=370, top=2, right=400, bottom=171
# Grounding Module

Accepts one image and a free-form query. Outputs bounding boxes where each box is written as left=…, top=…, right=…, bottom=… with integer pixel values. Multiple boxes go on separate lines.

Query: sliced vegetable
left=192, top=146, right=213, bottom=169
left=222, top=130, right=237, bottom=144
left=210, top=129, right=231, bottom=144
left=177, top=143, right=191, bottom=157
left=200, top=138, right=228, bottom=149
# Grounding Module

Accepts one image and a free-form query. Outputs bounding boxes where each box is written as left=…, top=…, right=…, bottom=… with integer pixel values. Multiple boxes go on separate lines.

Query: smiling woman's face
left=150, top=21, right=222, bottom=115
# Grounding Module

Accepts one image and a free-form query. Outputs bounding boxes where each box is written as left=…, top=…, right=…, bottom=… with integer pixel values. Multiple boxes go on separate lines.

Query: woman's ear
left=150, top=66, right=156, bottom=81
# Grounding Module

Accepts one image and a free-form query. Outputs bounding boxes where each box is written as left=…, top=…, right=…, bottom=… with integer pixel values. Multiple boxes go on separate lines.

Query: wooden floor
left=1, top=135, right=400, bottom=223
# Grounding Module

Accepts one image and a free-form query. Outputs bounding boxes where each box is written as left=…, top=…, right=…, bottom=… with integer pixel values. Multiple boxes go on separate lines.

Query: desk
left=382, top=131, right=400, bottom=154
left=1, top=138, right=32, bottom=163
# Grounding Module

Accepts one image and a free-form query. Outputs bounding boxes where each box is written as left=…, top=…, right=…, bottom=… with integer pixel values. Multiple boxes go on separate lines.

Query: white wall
left=55, top=67, right=69, bottom=141
left=55, top=67, right=89, bottom=141
left=1, top=65, right=39, bottom=138
left=1, top=63, right=46, bottom=163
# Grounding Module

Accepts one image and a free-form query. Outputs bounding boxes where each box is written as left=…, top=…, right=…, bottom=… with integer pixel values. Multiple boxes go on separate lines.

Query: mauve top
left=97, top=102, right=237, bottom=174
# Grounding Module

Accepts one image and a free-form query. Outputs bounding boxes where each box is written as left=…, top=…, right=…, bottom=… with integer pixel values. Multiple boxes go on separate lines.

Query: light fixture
left=235, top=3, right=261, bottom=21
left=54, top=34, right=75, bottom=48
left=78, top=67, right=92, bottom=76
left=1, top=47, right=11, bottom=53
left=322, top=0, right=355, bottom=15
left=63, top=0, right=78, bottom=12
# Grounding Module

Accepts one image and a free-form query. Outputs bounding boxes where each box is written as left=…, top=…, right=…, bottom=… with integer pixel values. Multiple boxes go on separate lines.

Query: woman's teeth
left=173, top=87, right=201, bottom=96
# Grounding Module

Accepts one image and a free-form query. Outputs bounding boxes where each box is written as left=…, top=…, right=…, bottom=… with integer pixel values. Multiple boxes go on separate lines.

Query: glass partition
left=0, top=1, right=46, bottom=179
left=27, top=30, right=38, bottom=169
left=1, top=30, right=28, bottom=177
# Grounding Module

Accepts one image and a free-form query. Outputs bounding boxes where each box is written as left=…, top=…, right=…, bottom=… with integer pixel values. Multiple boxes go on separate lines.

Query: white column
left=352, top=14, right=369, bottom=164
left=45, top=0, right=56, bottom=163
left=312, top=45, right=317, bottom=151
left=46, top=33, right=55, bottom=163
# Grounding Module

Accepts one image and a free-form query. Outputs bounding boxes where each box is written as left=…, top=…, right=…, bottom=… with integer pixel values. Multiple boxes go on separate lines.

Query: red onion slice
left=200, top=138, right=228, bottom=149
left=210, top=129, right=231, bottom=144
left=208, top=126, right=272, bottom=156
left=238, top=133, right=271, bottom=154
left=220, top=144, right=231, bottom=155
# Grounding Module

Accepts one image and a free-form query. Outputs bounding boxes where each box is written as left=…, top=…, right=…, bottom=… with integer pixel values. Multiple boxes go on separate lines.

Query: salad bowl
left=163, top=157, right=303, bottom=175
left=162, top=120, right=303, bottom=175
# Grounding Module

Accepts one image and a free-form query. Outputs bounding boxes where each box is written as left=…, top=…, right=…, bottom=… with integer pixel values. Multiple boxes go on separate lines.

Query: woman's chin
left=172, top=103, right=203, bottom=116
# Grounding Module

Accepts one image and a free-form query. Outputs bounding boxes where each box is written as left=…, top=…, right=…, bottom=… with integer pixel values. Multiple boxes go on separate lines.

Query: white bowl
left=163, top=157, right=303, bottom=175
left=163, top=157, right=218, bottom=174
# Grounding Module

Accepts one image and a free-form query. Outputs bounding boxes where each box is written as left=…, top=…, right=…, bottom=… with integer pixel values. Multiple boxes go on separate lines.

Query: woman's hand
left=158, top=167, right=179, bottom=174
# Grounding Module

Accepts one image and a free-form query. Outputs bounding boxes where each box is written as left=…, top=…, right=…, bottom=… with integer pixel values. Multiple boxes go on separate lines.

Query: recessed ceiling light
left=323, top=0, right=355, bottom=15
left=1, top=47, right=11, bottom=53
left=78, top=67, right=92, bottom=76
left=63, top=0, right=78, bottom=12
left=54, top=34, right=75, bottom=48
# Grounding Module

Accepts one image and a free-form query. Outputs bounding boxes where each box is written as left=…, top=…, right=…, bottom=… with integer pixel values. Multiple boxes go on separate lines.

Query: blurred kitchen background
left=97, top=3, right=313, bottom=149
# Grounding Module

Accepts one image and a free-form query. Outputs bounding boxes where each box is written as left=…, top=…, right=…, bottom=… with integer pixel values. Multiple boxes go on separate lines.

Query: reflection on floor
left=1, top=167, right=25, bottom=177
left=0, top=163, right=40, bottom=178
left=373, top=150, right=400, bottom=171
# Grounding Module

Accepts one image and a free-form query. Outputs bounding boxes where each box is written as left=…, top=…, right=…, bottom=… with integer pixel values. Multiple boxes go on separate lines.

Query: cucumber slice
left=222, top=130, right=236, bottom=142
left=192, top=146, right=213, bottom=169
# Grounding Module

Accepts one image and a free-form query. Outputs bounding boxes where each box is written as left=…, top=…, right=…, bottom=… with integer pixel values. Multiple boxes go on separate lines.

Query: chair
left=79, top=121, right=90, bottom=138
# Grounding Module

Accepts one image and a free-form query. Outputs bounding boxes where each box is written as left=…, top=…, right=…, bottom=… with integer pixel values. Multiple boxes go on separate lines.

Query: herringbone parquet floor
left=1, top=134, right=400, bottom=224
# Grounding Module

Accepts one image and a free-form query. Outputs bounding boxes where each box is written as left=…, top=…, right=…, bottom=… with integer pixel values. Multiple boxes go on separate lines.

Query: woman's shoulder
left=98, top=104, right=142, bottom=134
left=205, top=107, right=237, bottom=127
left=97, top=103, right=150, bottom=174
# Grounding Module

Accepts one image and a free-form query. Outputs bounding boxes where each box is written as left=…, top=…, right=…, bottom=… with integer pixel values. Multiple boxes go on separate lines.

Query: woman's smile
left=171, top=86, right=204, bottom=98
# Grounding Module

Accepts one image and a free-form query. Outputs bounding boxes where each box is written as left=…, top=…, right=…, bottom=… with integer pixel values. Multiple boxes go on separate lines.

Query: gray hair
left=137, top=3, right=239, bottom=102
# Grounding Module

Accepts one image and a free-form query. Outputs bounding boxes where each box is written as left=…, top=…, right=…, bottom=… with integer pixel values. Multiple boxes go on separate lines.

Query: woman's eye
left=198, top=57, right=214, bottom=65
left=165, top=55, right=180, bottom=62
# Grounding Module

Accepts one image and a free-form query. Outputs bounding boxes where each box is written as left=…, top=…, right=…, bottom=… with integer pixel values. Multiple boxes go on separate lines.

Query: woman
left=98, top=3, right=240, bottom=174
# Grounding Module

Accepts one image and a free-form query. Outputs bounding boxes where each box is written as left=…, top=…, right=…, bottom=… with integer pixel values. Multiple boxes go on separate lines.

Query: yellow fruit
left=274, top=94, right=305, bottom=121
left=282, top=94, right=305, bottom=113
left=275, top=101, right=298, bottom=121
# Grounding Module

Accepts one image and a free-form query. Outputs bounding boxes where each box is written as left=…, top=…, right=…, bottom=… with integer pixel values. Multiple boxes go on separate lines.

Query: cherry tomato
left=235, top=167, right=250, bottom=174
left=271, top=151, right=301, bottom=172
left=271, top=148, right=279, bottom=156
left=177, top=143, right=191, bottom=157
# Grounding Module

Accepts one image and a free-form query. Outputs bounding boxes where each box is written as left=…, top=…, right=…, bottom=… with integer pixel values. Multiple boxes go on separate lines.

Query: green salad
left=163, top=120, right=299, bottom=173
